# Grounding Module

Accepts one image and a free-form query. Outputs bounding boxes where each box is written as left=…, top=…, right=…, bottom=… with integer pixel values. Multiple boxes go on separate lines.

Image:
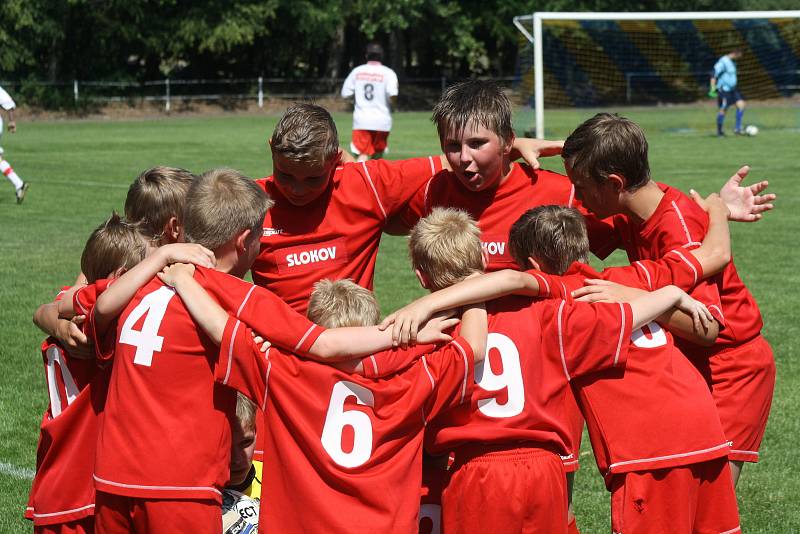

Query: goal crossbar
left=513, top=11, right=800, bottom=137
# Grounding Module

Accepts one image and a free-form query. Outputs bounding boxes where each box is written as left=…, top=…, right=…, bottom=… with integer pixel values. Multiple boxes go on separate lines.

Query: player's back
left=344, top=63, right=398, bottom=131
left=95, top=274, right=237, bottom=502
left=27, top=284, right=110, bottom=526
left=536, top=264, right=730, bottom=482
left=611, top=183, right=762, bottom=351
left=219, top=320, right=473, bottom=533
left=426, top=295, right=575, bottom=457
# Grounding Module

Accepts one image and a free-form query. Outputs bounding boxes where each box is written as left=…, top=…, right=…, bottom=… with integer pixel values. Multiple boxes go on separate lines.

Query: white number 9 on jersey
left=475, top=333, right=526, bottom=418
left=321, top=380, right=375, bottom=468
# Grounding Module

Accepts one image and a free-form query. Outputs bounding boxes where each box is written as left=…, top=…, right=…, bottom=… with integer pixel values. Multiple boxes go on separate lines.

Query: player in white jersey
left=341, top=42, right=398, bottom=162
left=0, top=86, right=28, bottom=203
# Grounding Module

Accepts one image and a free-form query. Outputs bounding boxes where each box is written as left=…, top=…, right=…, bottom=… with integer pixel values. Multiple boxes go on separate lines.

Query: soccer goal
left=513, top=11, right=800, bottom=137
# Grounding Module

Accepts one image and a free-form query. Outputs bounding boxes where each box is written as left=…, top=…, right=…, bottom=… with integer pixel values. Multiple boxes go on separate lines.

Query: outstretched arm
left=718, top=165, right=775, bottom=222
left=159, top=264, right=459, bottom=361
left=379, top=270, right=540, bottom=346
left=438, top=138, right=563, bottom=172
left=628, top=285, right=714, bottom=333
left=688, top=191, right=731, bottom=277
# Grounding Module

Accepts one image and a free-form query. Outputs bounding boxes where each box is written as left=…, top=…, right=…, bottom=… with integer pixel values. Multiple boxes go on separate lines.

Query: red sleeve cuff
left=216, top=315, right=243, bottom=386
left=665, top=248, right=704, bottom=287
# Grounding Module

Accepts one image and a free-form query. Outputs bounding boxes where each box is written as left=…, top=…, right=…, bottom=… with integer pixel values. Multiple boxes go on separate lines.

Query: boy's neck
left=496, top=158, right=514, bottom=188
left=618, top=181, right=664, bottom=224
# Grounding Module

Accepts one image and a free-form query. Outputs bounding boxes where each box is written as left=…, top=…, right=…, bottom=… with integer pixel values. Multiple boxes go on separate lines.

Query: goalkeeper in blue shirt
left=709, top=49, right=746, bottom=136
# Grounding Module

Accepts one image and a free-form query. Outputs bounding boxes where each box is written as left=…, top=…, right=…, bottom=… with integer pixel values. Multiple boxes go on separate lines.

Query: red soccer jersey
left=533, top=263, right=730, bottom=483
left=218, top=317, right=474, bottom=533
left=397, top=163, right=616, bottom=270
left=252, top=157, right=441, bottom=312
left=425, top=296, right=633, bottom=466
left=602, top=183, right=762, bottom=353
left=92, top=267, right=324, bottom=502
left=27, top=282, right=111, bottom=526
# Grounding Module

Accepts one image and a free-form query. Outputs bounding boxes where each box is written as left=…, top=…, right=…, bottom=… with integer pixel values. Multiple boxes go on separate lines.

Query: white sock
left=0, top=159, right=23, bottom=190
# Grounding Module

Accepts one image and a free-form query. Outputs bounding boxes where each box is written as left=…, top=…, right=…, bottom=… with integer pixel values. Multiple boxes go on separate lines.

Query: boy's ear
left=414, top=268, right=431, bottom=290
left=234, top=229, right=253, bottom=253
left=164, top=217, right=182, bottom=244
left=526, top=256, right=542, bottom=271
left=607, top=173, right=626, bottom=192
left=503, top=132, right=516, bottom=155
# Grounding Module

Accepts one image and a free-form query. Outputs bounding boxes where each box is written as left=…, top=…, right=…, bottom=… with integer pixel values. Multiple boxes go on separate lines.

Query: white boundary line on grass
left=40, top=179, right=130, bottom=189
left=0, top=461, right=35, bottom=480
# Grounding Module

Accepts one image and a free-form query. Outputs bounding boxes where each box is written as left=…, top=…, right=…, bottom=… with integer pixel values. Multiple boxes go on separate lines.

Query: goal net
left=514, top=11, right=800, bottom=137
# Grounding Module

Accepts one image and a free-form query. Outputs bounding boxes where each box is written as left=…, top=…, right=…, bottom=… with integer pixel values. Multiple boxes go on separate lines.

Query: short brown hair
left=182, top=168, right=273, bottom=251
left=307, top=279, right=380, bottom=328
left=81, top=212, right=147, bottom=283
left=562, top=113, right=650, bottom=191
left=270, top=103, right=339, bottom=164
left=124, top=166, right=196, bottom=244
left=508, top=206, right=589, bottom=275
left=409, top=208, right=484, bottom=291
left=236, top=393, right=257, bottom=432
left=432, top=80, right=514, bottom=146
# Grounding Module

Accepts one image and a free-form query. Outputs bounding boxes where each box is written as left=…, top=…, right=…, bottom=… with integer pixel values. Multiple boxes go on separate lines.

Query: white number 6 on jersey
left=321, top=380, right=375, bottom=468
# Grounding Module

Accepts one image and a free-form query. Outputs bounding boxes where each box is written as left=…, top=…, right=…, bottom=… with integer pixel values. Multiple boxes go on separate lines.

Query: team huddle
left=26, top=80, right=776, bottom=534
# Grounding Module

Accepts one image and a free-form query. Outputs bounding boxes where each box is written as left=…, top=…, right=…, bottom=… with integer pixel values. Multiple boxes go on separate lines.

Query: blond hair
left=432, top=80, right=514, bottom=146
left=182, top=168, right=273, bottom=251
left=508, top=206, right=589, bottom=275
left=124, top=166, right=196, bottom=244
left=409, top=208, right=484, bottom=291
left=236, top=393, right=257, bottom=433
left=81, top=212, right=147, bottom=283
left=270, top=103, right=339, bottom=165
left=307, top=279, right=380, bottom=328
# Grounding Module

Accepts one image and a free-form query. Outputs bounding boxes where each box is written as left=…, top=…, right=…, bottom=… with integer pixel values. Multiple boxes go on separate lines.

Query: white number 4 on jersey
left=119, top=286, right=175, bottom=367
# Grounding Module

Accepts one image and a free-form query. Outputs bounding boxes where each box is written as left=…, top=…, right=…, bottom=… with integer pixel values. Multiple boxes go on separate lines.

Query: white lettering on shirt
left=286, top=246, right=338, bottom=267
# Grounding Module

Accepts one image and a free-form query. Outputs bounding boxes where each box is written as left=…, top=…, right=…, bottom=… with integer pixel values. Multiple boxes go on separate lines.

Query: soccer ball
left=745, top=125, right=759, bottom=136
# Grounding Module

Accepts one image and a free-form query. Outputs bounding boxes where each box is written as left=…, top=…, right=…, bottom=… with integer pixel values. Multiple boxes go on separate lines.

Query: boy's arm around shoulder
left=94, top=244, right=215, bottom=335
left=379, top=270, right=540, bottom=347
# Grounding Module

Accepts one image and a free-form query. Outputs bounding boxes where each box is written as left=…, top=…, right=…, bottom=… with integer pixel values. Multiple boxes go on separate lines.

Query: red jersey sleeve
left=216, top=315, right=270, bottom=410
left=523, top=269, right=572, bottom=300
left=539, top=300, right=634, bottom=379
left=421, top=337, right=474, bottom=422
left=605, top=250, right=704, bottom=292
left=357, top=156, right=442, bottom=223
left=73, top=279, right=111, bottom=318
left=196, top=267, right=324, bottom=355
left=360, top=344, right=437, bottom=378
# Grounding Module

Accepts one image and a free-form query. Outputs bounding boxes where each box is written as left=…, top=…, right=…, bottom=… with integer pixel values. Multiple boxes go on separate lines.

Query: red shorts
left=443, top=445, right=568, bottom=534
left=34, top=517, right=94, bottom=534
left=94, top=491, right=220, bottom=534
left=351, top=130, right=389, bottom=156
left=692, top=335, right=775, bottom=462
left=563, top=387, right=584, bottom=473
left=610, top=458, right=740, bottom=534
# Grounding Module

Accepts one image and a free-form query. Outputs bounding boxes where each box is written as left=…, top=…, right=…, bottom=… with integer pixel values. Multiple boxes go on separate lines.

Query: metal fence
left=0, top=76, right=526, bottom=111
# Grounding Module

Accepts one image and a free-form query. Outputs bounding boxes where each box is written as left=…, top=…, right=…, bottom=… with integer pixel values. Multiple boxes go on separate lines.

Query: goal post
left=513, top=11, right=800, bottom=138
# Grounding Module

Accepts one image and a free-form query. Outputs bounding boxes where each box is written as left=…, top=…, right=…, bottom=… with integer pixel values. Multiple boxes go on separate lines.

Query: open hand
left=510, top=138, right=564, bottom=170
left=718, top=166, right=775, bottom=222
left=55, top=316, right=95, bottom=359
left=379, top=300, right=435, bottom=347
left=415, top=311, right=461, bottom=346
left=675, top=291, right=714, bottom=333
left=160, top=243, right=216, bottom=268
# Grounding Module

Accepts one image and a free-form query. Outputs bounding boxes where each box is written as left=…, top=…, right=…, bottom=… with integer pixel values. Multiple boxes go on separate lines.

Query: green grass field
left=0, top=105, right=798, bottom=532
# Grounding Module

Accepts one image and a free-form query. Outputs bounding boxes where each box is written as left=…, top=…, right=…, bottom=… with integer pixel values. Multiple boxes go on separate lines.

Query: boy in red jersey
left=27, top=214, right=216, bottom=534
left=398, top=207, right=720, bottom=534
left=561, top=112, right=775, bottom=488
left=26, top=214, right=147, bottom=534
left=152, top=271, right=487, bottom=534
left=505, top=204, right=740, bottom=534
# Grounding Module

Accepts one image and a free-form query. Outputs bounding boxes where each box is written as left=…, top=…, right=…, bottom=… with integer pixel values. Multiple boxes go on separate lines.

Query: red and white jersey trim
left=606, top=441, right=730, bottom=474
left=666, top=249, right=699, bottom=286
left=360, top=162, right=388, bottom=221
left=94, top=475, right=222, bottom=496
left=31, top=503, right=95, bottom=520
left=451, top=340, right=470, bottom=404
